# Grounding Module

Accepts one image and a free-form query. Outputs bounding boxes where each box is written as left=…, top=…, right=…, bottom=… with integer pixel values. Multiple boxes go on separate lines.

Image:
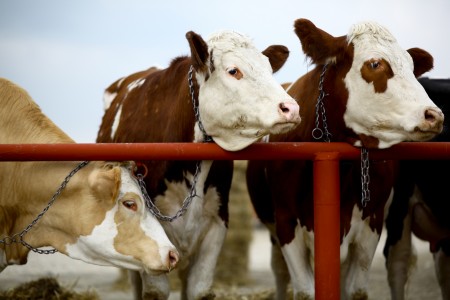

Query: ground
left=0, top=227, right=441, bottom=300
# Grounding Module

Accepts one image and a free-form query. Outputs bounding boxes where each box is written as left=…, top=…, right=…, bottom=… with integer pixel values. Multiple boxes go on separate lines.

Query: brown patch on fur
left=360, top=58, right=393, bottom=93
left=358, top=133, right=380, bottom=149
left=262, top=45, right=290, bottom=73
left=114, top=199, right=159, bottom=268
left=186, top=31, right=210, bottom=77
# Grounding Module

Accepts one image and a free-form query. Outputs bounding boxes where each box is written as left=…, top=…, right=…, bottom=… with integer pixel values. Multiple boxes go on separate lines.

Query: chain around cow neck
left=188, top=65, right=213, bottom=143
left=311, top=63, right=371, bottom=208
left=0, top=161, right=89, bottom=255
left=132, top=66, right=212, bottom=222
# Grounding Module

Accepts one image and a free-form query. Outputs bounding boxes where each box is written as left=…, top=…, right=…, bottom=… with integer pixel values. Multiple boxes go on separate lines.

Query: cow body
left=384, top=77, right=450, bottom=300
left=96, top=30, right=300, bottom=300
left=0, top=78, right=178, bottom=274
left=246, top=19, right=443, bottom=300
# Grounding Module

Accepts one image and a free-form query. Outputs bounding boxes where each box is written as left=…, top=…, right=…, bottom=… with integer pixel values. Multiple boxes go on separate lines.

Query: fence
left=1, top=141, right=450, bottom=299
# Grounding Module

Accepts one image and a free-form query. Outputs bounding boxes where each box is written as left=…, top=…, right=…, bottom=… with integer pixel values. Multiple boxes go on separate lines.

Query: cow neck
left=311, top=63, right=371, bottom=208
left=188, top=65, right=213, bottom=143
left=0, top=161, right=89, bottom=256
left=131, top=66, right=214, bottom=222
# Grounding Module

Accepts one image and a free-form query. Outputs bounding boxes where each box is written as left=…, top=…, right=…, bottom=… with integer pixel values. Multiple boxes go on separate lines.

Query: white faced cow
left=96, top=30, right=300, bottom=299
left=0, top=78, right=178, bottom=275
left=246, top=19, right=444, bottom=300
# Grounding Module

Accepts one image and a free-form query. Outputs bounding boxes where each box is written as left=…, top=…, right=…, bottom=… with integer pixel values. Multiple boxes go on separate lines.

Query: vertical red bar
left=314, top=152, right=340, bottom=300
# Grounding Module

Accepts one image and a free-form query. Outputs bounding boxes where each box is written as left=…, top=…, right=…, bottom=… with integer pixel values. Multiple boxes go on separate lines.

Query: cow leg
left=280, top=224, right=314, bottom=300
left=184, top=221, right=227, bottom=300
left=341, top=227, right=379, bottom=300
left=271, top=239, right=291, bottom=300
left=129, top=270, right=170, bottom=300
left=434, top=248, right=450, bottom=300
left=386, top=208, right=415, bottom=300
left=129, top=270, right=143, bottom=300
left=264, top=223, right=291, bottom=300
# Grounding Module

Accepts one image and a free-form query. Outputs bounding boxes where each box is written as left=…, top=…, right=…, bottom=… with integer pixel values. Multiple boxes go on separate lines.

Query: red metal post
left=314, top=152, right=341, bottom=300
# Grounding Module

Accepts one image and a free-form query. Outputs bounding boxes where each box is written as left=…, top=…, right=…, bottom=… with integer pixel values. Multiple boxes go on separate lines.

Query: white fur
left=343, top=21, right=441, bottom=148
left=197, top=31, right=300, bottom=151
left=127, top=78, right=146, bottom=92
left=280, top=221, right=315, bottom=298
left=110, top=104, right=122, bottom=140
left=103, top=91, right=117, bottom=111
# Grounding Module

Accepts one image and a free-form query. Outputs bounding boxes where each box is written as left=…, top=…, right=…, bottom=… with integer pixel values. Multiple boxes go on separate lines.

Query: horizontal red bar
left=0, top=142, right=449, bottom=161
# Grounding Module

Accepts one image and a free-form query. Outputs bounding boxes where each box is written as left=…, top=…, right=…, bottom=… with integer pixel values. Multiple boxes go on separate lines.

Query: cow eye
left=226, top=67, right=243, bottom=79
left=122, top=200, right=137, bottom=211
left=371, top=61, right=380, bottom=69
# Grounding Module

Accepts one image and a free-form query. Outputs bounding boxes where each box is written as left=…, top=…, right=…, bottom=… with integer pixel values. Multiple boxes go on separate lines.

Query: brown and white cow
left=0, top=78, right=178, bottom=275
left=246, top=19, right=444, bottom=300
left=96, top=30, right=300, bottom=300
left=384, top=78, right=450, bottom=300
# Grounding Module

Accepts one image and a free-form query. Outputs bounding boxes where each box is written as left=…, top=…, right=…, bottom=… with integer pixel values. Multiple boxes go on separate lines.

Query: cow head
left=63, top=161, right=178, bottom=274
left=294, top=19, right=444, bottom=149
left=186, top=30, right=301, bottom=151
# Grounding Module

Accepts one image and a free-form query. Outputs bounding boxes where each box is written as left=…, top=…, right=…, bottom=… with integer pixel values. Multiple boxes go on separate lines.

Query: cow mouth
left=270, top=121, right=300, bottom=133
left=411, top=125, right=443, bottom=141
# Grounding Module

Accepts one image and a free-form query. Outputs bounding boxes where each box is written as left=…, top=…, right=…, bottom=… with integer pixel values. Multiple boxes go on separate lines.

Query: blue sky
left=1, top=0, right=449, bottom=143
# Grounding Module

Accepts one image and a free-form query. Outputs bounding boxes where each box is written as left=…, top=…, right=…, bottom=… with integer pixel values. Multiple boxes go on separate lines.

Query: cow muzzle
left=415, top=107, right=444, bottom=136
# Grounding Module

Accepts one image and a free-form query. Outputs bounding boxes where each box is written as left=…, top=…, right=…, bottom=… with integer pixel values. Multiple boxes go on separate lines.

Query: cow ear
left=262, top=45, right=290, bottom=73
left=186, top=31, right=209, bottom=74
left=294, top=18, right=344, bottom=65
left=89, top=162, right=121, bottom=203
left=407, top=47, right=434, bottom=78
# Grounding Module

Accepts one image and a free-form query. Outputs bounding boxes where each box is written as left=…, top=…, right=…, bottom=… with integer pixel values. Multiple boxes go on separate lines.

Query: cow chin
left=213, top=135, right=260, bottom=152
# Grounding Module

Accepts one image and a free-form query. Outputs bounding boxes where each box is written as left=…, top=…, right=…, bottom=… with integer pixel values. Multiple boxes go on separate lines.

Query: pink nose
left=423, top=107, right=444, bottom=133
left=279, top=101, right=301, bottom=123
left=167, top=250, right=179, bottom=271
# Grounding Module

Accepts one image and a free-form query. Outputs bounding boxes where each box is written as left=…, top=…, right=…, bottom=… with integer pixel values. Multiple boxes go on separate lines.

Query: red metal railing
left=1, top=142, right=450, bottom=299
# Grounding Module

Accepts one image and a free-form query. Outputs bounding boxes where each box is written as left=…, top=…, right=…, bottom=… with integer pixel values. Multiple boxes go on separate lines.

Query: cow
left=96, top=30, right=301, bottom=300
left=384, top=77, right=450, bottom=300
left=0, top=78, right=178, bottom=275
left=246, top=18, right=444, bottom=300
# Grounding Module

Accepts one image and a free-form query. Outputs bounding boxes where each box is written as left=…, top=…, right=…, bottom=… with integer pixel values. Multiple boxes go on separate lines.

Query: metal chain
left=137, top=161, right=202, bottom=222
left=312, top=64, right=331, bottom=142
left=134, top=66, right=212, bottom=222
left=0, top=161, right=90, bottom=254
left=310, top=63, right=371, bottom=208
left=188, top=66, right=213, bottom=142
left=360, top=147, right=371, bottom=207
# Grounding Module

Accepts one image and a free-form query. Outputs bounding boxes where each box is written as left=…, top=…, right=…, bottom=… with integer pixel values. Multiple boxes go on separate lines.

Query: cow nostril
left=168, top=250, right=179, bottom=271
left=425, top=109, right=437, bottom=122
left=279, top=102, right=290, bottom=113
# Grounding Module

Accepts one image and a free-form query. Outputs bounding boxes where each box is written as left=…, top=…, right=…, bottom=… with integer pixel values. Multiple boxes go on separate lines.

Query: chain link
left=137, top=161, right=202, bottom=222
left=188, top=66, right=213, bottom=142
left=0, top=161, right=89, bottom=254
left=360, top=147, right=371, bottom=207
left=312, top=64, right=332, bottom=142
